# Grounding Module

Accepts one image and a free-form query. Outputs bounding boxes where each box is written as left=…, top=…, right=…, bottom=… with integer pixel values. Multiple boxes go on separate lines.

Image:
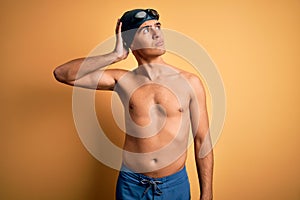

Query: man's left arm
left=189, top=75, right=214, bottom=200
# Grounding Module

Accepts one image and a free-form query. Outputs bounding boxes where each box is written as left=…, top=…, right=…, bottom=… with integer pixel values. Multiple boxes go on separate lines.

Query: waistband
left=120, top=163, right=188, bottom=188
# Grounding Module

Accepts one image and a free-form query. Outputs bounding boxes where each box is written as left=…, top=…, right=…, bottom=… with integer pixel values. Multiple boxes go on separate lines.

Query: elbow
left=53, top=60, right=78, bottom=84
left=53, top=67, right=62, bottom=82
left=53, top=66, right=67, bottom=83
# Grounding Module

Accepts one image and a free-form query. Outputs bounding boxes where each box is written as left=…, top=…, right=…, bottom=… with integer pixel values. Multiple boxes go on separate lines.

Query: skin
left=53, top=19, right=213, bottom=200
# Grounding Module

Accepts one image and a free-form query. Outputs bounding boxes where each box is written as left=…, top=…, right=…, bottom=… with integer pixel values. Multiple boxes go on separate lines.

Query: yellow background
left=1, top=0, right=299, bottom=199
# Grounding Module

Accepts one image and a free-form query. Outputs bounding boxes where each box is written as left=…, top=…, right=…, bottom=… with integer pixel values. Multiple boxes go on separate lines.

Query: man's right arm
left=53, top=20, right=128, bottom=90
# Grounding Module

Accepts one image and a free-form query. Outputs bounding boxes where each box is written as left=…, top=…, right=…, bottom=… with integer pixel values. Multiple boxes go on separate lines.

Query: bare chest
left=129, top=83, right=188, bottom=117
left=114, top=69, right=193, bottom=122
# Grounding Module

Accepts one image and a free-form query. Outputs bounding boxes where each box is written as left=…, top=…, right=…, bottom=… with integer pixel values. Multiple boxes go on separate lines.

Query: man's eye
left=155, top=25, right=161, bottom=30
left=143, top=27, right=149, bottom=34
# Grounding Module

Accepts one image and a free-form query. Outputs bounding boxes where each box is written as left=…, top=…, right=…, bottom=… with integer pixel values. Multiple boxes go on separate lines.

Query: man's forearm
left=53, top=52, right=119, bottom=83
left=196, top=150, right=214, bottom=200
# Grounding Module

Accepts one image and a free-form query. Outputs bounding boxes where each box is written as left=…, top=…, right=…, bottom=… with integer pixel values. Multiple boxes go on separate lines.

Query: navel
left=129, top=103, right=134, bottom=110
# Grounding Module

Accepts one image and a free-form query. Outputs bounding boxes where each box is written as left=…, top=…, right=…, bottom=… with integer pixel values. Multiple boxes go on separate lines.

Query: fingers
left=119, top=21, right=122, bottom=33
left=115, top=19, right=119, bottom=34
left=115, top=19, right=122, bottom=34
left=113, top=19, right=128, bottom=58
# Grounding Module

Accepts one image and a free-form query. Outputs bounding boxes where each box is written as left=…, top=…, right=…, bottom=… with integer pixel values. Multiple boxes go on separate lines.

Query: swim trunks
left=116, top=164, right=190, bottom=200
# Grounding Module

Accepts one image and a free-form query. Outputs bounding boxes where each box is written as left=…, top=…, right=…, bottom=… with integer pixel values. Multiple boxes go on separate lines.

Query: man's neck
left=135, top=59, right=179, bottom=81
left=136, top=55, right=165, bottom=66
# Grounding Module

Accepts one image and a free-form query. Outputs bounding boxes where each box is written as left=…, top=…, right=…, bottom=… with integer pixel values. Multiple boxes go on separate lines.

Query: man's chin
left=133, top=47, right=166, bottom=56
left=155, top=48, right=166, bottom=55
left=150, top=48, right=166, bottom=57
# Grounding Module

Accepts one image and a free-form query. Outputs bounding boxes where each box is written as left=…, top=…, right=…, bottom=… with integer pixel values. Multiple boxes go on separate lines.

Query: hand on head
left=114, top=19, right=129, bottom=61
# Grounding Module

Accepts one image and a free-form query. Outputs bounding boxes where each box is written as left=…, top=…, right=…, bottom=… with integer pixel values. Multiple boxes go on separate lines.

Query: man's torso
left=113, top=64, right=194, bottom=178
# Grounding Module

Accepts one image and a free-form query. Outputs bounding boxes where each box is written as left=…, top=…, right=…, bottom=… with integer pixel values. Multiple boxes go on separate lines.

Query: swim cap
left=120, top=8, right=160, bottom=49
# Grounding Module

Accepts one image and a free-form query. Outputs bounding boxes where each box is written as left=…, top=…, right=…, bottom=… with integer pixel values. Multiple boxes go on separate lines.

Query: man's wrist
left=200, top=192, right=213, bottom=200
left=200, top=195, right=213, bottom=200
left=111, top=51, right=122, bottom=62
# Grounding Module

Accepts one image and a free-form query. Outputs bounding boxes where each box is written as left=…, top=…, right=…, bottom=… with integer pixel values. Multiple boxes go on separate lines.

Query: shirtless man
left=53, top=8, right=213, bottom=200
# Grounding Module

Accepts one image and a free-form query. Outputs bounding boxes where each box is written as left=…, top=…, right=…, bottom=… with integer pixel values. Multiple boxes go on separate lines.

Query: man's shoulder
left=164, top=64, right=203, bottom=87
left=177, top=69, right=201, bottom=83
left=166, top=65, right=195, bottom=78
left=176, top=69, right=205, bottom=93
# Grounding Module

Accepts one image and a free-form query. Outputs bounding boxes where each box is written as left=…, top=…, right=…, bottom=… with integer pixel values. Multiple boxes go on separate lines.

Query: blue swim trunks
left=116, top=164, right=190, bottom=200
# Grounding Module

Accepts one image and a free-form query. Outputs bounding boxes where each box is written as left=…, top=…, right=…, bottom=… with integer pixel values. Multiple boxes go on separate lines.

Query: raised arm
left=53, top=20, right=129, bottom=90
left=189, top=75, right=214, bottom=200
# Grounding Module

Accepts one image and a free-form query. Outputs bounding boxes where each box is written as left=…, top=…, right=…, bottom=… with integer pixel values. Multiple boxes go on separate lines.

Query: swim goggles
left=133, top=9, right=159, bottom=22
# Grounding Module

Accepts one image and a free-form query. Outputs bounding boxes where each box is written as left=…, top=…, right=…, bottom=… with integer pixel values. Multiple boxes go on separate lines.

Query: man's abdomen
left=122, top=117, right=190, bottom=178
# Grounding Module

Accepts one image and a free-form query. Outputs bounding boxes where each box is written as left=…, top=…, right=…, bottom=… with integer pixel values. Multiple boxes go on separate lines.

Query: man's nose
left=151, top=28, right=160, bottom=39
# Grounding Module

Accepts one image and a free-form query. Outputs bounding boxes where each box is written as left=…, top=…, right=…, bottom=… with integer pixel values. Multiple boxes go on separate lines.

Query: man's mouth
left=155, top=40, right=164, bottom=47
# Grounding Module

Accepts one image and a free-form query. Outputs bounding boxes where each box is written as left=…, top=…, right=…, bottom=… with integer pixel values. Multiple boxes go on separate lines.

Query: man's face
left=130, top=20, right=165, bottom=56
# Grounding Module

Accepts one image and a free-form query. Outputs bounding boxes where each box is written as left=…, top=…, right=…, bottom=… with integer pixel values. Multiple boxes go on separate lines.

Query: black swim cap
left=120, top=8, right=159, bottom=49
